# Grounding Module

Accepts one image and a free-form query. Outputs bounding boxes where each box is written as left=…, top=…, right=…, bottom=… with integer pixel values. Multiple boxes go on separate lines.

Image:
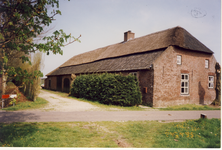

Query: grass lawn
left=160, top=104, right=220, bottom=111
left=0, top=118, right=220, bottom=148
left=2, top=97, right=48, bottom=111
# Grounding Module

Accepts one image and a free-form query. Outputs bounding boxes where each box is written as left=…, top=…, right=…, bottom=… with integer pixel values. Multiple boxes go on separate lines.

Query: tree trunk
left=1, top=51, right=7, bottom=95
left=2, top=73, right=7, bottom=95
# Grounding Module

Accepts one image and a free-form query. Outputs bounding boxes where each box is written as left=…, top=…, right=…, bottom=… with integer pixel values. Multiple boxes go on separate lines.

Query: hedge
left=70, top=73, right=142, bottom=106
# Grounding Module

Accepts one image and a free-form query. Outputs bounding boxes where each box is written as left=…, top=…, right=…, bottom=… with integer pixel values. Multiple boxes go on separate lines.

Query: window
left=181, top=74, right=189, bottom=95
left=205, top=59, right=209, bottom=68
left=177, top=55, right=182, bottom=65
left=208, top=76, right=214, bottom=88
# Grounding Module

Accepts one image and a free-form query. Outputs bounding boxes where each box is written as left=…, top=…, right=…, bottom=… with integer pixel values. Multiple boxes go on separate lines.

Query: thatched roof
left=47, top=50, right=164, bottom=76
left=47, top=26, right=213, bottom=76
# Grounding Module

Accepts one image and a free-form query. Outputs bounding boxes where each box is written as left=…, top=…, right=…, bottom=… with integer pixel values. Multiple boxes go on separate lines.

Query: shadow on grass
left=0, top=122, right=39, bottom=147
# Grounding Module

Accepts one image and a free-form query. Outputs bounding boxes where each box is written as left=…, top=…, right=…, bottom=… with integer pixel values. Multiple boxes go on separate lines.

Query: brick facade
left=45, top=46, right=216, bottom=107
left=153, top=46, right=216, bottom=107
left=44, top=76, right=57, bottom=91
left=44, top=75, right=71, bottom=93
left=138, top=70, right=154, bottom=105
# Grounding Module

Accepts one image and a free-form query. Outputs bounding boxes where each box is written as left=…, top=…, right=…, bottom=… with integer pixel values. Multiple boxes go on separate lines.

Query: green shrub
left=70, top=73, right=142, bottom=106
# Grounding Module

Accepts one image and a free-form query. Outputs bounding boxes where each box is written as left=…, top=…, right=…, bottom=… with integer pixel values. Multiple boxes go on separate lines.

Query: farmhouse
left=45, top=26, right=217, bottom=107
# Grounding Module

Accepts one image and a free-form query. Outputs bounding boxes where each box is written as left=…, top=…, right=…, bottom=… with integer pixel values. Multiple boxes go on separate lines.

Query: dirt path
left=36, top=90, right=99, bottom=112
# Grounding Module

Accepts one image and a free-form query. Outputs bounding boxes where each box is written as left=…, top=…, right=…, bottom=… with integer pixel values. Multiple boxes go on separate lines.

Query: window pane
left=181, top=88, right=184, bottom=93
left=181, top=82, right=184, bottom=87
left=182, top=75, right=184, bottom=79
left=208, top=76, right=214, bottom=88
left=209, top=83, right=214, bottom=88
left=181, top=74, right=189, bottom=94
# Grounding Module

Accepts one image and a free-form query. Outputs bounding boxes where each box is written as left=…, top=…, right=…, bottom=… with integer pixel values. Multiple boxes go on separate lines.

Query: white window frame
left=208, top=76, right=214, bottom=88
left=205, top=59, right=209, bottom=68
left=177, top=55, right=182, bottom=65
left=181, top=74, right=189, bottom=95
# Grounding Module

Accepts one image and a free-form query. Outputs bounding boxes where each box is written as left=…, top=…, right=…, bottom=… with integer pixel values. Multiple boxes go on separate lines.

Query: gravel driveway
left=37, top=90, right=99, bottom=112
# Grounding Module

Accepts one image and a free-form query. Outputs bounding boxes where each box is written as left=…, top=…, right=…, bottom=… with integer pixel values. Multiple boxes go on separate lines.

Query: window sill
left=180, top=94, right=190, bottom=96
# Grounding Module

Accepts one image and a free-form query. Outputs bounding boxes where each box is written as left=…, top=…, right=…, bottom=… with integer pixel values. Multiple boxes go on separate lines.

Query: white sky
left=41, top=0, right=221, bottom=77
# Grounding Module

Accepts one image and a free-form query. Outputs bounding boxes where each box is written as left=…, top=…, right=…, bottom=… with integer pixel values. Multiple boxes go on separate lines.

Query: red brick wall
left=153, top=46, right=217, bottom=107
left=138, top=70, right=154, bottom=105
left=45, top=76, right=57, bottom=90
left=44, top=78, right=48, bottom=89
left=45, top=75, right=71, bottom=92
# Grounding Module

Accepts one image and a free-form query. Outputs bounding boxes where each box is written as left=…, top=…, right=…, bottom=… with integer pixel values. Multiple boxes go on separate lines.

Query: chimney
left=124, top=30, right=135, bottom=42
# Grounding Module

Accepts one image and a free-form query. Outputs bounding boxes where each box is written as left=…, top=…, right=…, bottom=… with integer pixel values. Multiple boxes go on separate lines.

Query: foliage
left=70, top=73, right=142, bottom=106
left=155, top=118, right=221, bottom=148
left=20, top=53, right=43, bottom=101
left=212, top=62, right=221, bottom=106
left=7, top=51, right=43, bottom=101
left=9, top=98, right=16, bottom=105
left=2, top=97, right=48, bottom=111
left=5, top=81, right=16, bottom=91
left=0, top=0, right=80, bottom=94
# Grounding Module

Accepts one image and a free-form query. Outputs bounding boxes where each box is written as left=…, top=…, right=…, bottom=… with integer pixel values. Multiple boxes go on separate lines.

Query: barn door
left=63, top=78, right=70, bottom=93
left=56, top=76, right=62, bottom=91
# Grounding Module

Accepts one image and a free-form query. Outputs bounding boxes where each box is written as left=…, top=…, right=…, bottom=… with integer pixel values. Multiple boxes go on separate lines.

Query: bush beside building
left=70, top=73, right=142, bottom=106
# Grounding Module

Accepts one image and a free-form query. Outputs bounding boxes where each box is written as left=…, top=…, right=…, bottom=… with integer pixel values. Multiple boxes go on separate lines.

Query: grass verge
left=2, top=97, right=48, bottom=111
left=0, top=118, right=220, bottom=148
left=160, top=104, right=220, bottom=110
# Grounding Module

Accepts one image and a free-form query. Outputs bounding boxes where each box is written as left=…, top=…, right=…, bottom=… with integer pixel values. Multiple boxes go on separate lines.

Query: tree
left=0, top=0, right=81, bottom=95
left=215, top=62, right=221, bottom=105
